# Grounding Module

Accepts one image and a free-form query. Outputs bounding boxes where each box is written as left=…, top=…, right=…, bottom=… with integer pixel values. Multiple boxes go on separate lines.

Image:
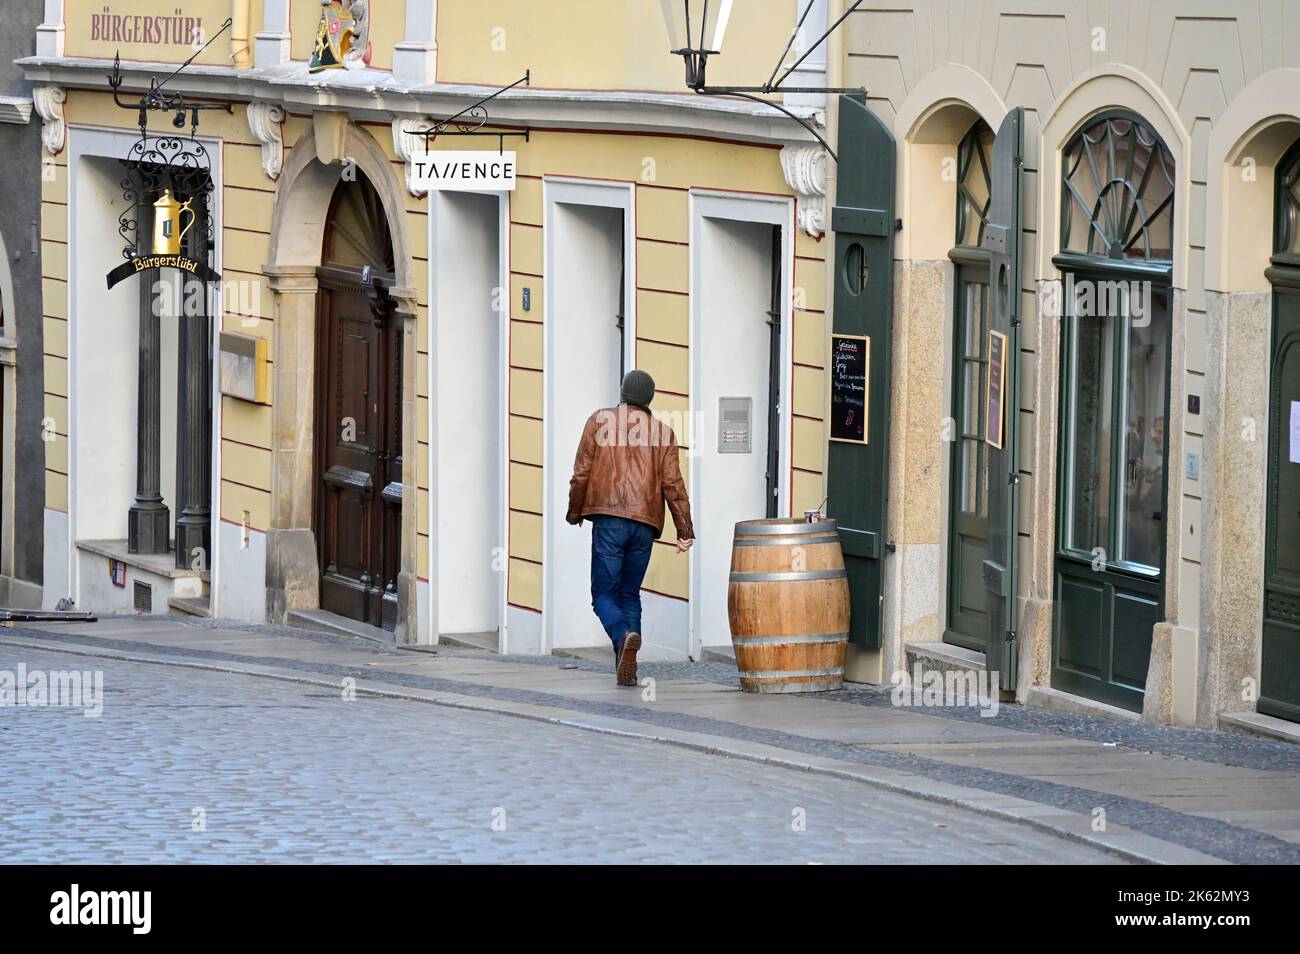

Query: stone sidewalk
left=6, top=614, right=1300, bottom=864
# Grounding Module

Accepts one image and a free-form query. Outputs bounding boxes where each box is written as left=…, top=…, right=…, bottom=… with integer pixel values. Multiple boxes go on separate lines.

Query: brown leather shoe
left=616, top=631, right=641, bottom=687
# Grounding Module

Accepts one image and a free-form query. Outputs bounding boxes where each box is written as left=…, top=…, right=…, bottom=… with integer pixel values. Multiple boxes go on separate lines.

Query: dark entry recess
left=944, top=119, right=995, bottom=655
left=765, top=224, right=782, bottom=517
left=314, top=173, right=403, bottom=631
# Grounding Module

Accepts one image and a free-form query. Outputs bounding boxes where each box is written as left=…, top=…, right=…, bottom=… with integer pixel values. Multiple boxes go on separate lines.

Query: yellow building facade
left=26, top=1, right=832, bottom=658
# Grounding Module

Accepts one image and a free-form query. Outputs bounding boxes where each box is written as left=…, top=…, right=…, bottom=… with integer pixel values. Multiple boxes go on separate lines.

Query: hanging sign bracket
left=407, top=71, right=533, bottom=155
left=107, top=18, right=235, bottom=139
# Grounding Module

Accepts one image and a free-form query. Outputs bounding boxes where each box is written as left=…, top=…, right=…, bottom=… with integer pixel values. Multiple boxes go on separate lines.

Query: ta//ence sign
left=411, top=151, right=517, bottom=192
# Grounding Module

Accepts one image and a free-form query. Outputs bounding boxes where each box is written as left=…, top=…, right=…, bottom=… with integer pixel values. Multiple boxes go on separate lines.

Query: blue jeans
left=589, top=516, right=655, bottom=651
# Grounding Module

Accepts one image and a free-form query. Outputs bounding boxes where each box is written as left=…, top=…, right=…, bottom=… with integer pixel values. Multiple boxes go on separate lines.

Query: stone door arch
left=263, top=115, right=420, bottom=639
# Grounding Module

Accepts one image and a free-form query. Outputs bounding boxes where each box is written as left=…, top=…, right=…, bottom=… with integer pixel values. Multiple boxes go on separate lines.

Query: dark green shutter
left=981, top=107, right=1024, bottom=688
left=826, top=94, right=896, bottom=649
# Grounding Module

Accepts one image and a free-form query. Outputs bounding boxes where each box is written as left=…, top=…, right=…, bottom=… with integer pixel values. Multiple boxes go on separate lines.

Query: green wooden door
left=980, top=107, right=1024, bottom=690
left=1053, top=275, right=1170, bottom=712
left=1262, top=274, right=1300, bottom=721
left=945, top=263, right=991, bottom=651
left=826, top=94, right=896, bottom=648
left=1050, top=113, right=1175, bottom=713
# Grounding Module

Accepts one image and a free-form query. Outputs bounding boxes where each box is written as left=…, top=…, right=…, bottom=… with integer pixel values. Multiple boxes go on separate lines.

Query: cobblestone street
left=0, top=646, right=1121, bottom=864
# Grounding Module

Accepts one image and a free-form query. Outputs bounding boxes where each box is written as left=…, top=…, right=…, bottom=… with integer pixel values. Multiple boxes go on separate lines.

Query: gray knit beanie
left=620, top=369, right=655, bottom=408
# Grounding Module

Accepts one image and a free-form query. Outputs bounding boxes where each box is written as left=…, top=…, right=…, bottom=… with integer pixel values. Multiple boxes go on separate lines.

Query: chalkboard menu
left=985, top=329, right=1008, bottom=449
left=830, top=334, right=870, bottom=444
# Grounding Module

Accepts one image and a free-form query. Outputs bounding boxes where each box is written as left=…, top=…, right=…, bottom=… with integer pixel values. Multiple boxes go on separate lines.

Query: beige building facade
left=837, top=0, right=1300, bottom=734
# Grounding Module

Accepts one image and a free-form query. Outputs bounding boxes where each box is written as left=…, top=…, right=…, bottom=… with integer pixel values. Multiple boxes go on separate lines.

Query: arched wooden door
left=314, top=172, right=403, bottom=631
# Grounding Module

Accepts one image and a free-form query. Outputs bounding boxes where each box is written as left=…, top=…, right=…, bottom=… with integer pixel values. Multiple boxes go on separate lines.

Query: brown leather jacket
left=566, top=405, right=694, bottom=540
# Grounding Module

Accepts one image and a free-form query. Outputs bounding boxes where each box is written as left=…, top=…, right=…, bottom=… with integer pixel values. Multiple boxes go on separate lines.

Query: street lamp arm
left=696, top=89, right=838, bottom=162
left=772, top=0, right=866, bottom=92
left=765, top=0, right=820, bottom=91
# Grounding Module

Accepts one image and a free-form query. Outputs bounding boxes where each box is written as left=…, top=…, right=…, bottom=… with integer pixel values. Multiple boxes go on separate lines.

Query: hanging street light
left=659, top=0, right=735, bottom=91
left=658, top=0, right=868, bottom=158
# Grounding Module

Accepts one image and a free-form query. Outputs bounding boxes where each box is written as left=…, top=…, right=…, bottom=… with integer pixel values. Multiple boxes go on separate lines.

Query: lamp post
left=659, top=0, right=867, bottom=159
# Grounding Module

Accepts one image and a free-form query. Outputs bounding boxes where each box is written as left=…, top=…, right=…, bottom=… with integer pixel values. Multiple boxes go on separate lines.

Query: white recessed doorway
left=428, top=190, right=508, bottom=650
left=689, top=192, right=794, bottom=659
left=542, top=179, right=634, bottom=655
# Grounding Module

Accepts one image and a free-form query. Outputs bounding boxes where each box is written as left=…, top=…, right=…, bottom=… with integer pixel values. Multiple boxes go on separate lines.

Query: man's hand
left=566, top=513, right=582, bottom=526
left=676, top=537, right=694, bottom=553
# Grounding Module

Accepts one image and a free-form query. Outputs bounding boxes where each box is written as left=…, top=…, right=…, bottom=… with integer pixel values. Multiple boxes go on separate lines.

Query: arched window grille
left=1061, top=112, right=1175, bottom=261
left=1274, top=141, right=1300, bottom=257
left=955, top=121, right=994, bottom=248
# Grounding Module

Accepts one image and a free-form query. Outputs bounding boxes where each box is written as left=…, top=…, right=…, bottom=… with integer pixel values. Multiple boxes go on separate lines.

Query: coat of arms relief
left=309, top=0, right=372, bottom=72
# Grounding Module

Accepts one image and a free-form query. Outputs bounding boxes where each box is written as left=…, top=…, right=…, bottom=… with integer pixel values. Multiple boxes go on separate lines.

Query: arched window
left=322, top=170, right=395, bottom=275
left=955, top=121, right=994, bottom=248
left=1061, top=112, right=1175, bottom=261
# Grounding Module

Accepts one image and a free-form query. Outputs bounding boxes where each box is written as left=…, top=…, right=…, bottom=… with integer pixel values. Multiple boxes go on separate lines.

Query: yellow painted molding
left=509, top=463, right=543, bottom=513
left=510, top=416, right=543, bottom=466
left=635, top=187, right=688, bottom=243
left=635, top=340, right=688, bottom=395
left=46, top=471, right=69, bottom=513
left=508, top=558, right=543, bottom=611
left=508, top=368, right=544, bottom=417
left=792, top=365, right=826, bottom=419
left=636, top=240, right=687, bottom=292
left=510, top=320, right=544, bottom=371
left=509, top=511, right=544, bottom=563
left=636, top=289, right=688, bottom=347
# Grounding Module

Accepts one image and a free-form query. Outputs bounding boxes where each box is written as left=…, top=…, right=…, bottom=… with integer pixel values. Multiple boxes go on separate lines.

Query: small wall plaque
left=985, top=329, right=1008, bottom=450
left=219, top=331, right=268, bottom=404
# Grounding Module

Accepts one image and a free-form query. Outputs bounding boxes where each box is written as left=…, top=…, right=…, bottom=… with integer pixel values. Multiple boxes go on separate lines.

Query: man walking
left=567, top=370, right=694, bottom=686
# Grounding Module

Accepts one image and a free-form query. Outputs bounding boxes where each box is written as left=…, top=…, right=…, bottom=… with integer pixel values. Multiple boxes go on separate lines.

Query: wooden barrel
left=726, top=518, right=850, bottom=693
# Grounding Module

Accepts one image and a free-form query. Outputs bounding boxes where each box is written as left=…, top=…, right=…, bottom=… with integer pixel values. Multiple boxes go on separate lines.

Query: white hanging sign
left=410, top=151, right=517, bottom=192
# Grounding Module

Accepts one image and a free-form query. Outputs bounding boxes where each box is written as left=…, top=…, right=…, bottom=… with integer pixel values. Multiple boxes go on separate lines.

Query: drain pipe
left=231, top=0, right=252, bottom=68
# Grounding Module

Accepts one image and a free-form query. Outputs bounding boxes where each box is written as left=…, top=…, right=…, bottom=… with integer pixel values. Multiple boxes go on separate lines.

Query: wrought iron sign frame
left=109, top=135, right=220, bottom=289
left=407, top=72, right=533, bottom=155
left=105, top=20, right=231, bottom=289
